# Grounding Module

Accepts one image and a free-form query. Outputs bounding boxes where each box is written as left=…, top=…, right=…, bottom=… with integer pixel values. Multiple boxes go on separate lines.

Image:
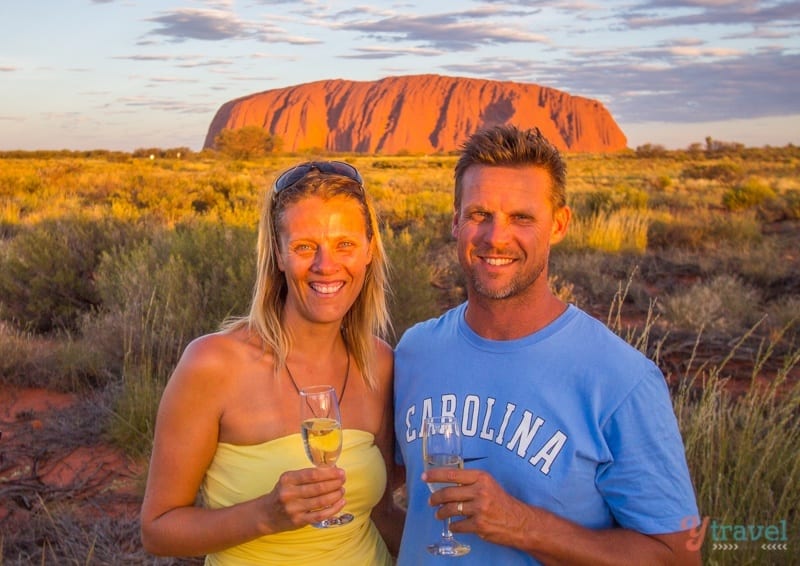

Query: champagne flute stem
left=442, top=517, right=454, bottom=540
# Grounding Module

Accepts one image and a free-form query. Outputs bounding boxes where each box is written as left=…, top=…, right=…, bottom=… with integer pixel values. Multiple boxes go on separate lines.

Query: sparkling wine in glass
left=422, top=415, right=470, bottom=556
left=299, top=385, right=354, bottom=528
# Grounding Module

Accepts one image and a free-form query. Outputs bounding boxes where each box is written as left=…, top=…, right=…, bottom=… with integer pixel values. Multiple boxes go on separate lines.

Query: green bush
left=680, top=162, right=743, bottom=184
left=722, top=177, right=777, bottom=211
left=571, top=186, right=649, bottom=217
left=385, top=228, right=443, bottom=343
left=0, top=216, right=142, bottom=333
left=87, top=220, right=257, bottom=455
left=213, top=126, right=282, bottom=158
left=86, top=221, right=255, bottom=369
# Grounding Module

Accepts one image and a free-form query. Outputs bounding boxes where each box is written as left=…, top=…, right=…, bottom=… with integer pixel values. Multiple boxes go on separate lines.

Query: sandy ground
left=0, top=386, right=144, bottom=535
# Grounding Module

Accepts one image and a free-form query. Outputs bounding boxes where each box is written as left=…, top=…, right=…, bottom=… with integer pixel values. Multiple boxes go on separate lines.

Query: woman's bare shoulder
left=183, top=328, right=260, bottom=362
left=372, top=336, right=394, bottom=388
left=169, top=328, right=265, bottom=386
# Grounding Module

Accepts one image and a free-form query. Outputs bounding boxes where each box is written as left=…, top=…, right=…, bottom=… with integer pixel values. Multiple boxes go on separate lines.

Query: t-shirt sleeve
left=596, top=366, right=700, bottom=534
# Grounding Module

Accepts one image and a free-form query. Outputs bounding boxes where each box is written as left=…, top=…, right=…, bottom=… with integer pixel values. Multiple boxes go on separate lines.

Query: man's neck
left=464, top=291, right=567, bottom=341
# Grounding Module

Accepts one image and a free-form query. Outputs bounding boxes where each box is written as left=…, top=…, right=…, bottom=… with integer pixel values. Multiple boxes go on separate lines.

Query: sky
left=1, top=0, right=799, bottom=152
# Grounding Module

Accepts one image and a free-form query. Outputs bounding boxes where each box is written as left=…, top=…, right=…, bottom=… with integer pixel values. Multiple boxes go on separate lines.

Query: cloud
left=144, top=7, right=320, bottom=44
left=339, top=45, right=443, bottom=59
left=146, top=8, right=248, bottom=41
left=116, top=95, right=214, bottom=114
left=0, top=66, right=18, bottom=72
left=625, top=0, right=800, bottom=28
left=148, top=76, right=198, bottom=83
left=113, top=53, right=234, bottom=68
left=442, top=50, right=800, bottom=123
left=338, top=8, right=549, bottom=50
left=661, top=45, right=744, bottom=57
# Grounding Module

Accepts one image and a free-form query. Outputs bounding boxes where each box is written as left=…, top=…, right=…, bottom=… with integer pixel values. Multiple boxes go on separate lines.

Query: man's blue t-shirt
left=394, top=303, right=699, bottom=565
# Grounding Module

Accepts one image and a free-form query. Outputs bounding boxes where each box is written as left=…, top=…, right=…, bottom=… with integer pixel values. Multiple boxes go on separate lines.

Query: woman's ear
left=275, top=240, right=286, bottom=272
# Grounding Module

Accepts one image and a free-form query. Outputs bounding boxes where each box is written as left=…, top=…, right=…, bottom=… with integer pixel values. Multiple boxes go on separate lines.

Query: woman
left=141, top=161, right=401, bottom=564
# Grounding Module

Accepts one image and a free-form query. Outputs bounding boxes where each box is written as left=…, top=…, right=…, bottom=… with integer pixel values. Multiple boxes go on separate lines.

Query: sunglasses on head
left=272, top=161, right=364, bottom=193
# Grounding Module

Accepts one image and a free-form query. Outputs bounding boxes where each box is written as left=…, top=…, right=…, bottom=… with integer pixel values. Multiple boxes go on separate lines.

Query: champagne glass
left=422, top=415, right=471, bottom=556
left=299, top=385, right=354, bottom=528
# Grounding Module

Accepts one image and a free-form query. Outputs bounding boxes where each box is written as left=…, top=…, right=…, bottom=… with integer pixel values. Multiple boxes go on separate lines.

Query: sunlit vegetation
left=1, top=143, right=798, bottom=563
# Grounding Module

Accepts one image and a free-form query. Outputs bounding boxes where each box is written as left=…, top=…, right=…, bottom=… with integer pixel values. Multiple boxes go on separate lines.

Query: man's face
left=452, top=164, right=569, bottom=301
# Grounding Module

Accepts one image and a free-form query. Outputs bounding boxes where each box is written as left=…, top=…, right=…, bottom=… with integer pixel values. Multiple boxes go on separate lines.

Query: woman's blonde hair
left=224, top=168, right=391, bottom=389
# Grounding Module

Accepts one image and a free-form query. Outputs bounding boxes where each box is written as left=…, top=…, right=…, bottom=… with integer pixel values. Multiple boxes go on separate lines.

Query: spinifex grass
left=607, top=283, right=799, bottom=564
left=672, top=325, right=799, bottom=565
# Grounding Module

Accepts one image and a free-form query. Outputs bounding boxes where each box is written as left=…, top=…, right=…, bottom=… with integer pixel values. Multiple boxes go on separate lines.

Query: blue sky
left=1, top=0, right=798, bottom=151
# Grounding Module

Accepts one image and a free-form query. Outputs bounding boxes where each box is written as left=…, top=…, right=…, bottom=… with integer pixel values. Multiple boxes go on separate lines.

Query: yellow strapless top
left=201, top=429, right=392, bottom=566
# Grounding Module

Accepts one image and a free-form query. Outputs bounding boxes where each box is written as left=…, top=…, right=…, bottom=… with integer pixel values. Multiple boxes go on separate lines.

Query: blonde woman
left=141, top=161, right=402, bottom=564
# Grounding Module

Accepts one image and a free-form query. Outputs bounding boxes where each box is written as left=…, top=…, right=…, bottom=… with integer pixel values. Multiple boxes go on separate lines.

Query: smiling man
left=393, top=125, right=701, bottom=565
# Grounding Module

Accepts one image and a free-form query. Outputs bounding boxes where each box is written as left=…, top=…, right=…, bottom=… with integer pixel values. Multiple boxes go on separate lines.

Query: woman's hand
left=258, top=466, right=348, bottom=533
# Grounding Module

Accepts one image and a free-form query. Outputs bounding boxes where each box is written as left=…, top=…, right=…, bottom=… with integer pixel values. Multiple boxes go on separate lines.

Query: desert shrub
left=570, top=185, right=649, bottom=217
left=635, top=143, right=668, bottom=157
left=650, top=175, right=673, bottom=191
left=764, top=296, right=800, bottom=341
left=0, top=324, right=45, bottom=387
left=706, top=212, right=763, bottom=248
left=0, top=324, right=113, bottom=393
left=88, top=222, right=256, bottom=455
left=648, top=216, right=708, bottom=250
left=680, top=162, right=743, bottom=184
left=649, top=210, right=761, bottom=251
left=384, top=228, right=443, bottom=343
left=722, top=177, right=777, bottom=211
left=372, top=159, right=403, bottom=169
left=0, top=216, right=144, bottom=333
left=703, top=239, right=793, bottom=288
left=213, top=126, right=282, bottom=158
left=660, top=275, right=762, bottom=335
left=550, top=252, right=648, bottom=311
left=86, top=221, right=256, bottom=375
left=783, top=189, right=800, bottom=219
left=106, top=306, right=188, bottom=458
left=754, top=187, right=800, bottom=221
left=190, top=172, right=261, bottom=221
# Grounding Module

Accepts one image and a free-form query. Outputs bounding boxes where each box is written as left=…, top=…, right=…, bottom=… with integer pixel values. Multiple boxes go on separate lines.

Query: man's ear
left=550, top=205, right=571, bottom=245
left=451, top=210, right=460, bottom=238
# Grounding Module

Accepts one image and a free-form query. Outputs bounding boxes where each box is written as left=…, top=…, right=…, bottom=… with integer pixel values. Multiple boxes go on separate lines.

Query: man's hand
left=423, top=467, right=701, bottom=566
left=424, top=467, right=535, bottom=547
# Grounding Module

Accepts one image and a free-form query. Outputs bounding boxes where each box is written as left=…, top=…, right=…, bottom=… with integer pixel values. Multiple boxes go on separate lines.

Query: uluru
left=203, top=74, right=627, bottom=154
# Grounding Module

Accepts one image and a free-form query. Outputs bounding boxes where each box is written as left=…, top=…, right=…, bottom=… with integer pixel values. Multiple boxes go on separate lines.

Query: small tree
left=214, top=126, right=282, bottom=159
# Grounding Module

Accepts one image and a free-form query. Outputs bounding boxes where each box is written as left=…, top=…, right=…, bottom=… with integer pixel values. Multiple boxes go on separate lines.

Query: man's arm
left=425, top=467, right=701, bottom=566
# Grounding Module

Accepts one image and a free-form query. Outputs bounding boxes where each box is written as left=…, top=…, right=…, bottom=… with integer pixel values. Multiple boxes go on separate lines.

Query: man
left=393, top=125, right=701, bottom=565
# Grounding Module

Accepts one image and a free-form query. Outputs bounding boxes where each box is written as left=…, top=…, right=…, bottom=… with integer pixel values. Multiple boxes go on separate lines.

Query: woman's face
left=277, top=195, right=373, bottom=327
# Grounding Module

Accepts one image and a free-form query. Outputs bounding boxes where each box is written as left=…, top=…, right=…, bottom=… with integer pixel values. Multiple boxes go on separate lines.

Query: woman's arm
left=140, top=335, right=347, bottom=556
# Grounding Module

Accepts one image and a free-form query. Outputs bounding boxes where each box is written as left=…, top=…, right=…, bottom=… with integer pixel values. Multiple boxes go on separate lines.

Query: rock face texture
left=204, top=74, right=627, bottom=153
